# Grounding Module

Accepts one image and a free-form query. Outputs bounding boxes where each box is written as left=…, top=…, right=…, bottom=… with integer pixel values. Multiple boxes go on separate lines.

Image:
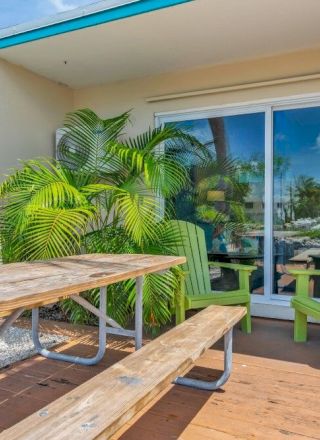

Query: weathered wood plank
left=0, top=254, right=185, bottom=315
left=0, top=305, right=246, bottom=440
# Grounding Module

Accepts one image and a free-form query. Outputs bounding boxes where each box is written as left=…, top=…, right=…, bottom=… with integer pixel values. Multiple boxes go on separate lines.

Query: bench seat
left=1, top=305, right=246, bottom=440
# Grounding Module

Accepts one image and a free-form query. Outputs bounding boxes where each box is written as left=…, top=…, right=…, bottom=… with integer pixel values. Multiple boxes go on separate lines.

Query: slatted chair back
left=170, top=220, right=211, bottom=296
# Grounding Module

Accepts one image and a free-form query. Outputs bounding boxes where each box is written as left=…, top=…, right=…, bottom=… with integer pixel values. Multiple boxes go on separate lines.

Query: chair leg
left=294, top=310, right=308, bottom=342
left=175, top=297, right=185, bottom=325
left=241, top=302, right=251, bottom=334
left=175, top=279, right=186, bottom=325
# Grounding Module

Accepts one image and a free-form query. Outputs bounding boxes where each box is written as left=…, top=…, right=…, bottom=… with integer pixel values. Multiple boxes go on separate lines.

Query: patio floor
left=0, top=316, right=319, bottom=439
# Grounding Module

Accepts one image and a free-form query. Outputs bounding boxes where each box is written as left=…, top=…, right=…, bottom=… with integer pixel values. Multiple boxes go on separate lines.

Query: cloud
left=49, top=0, right=77, bottom=12
left=310, top=133, right=320, bottom=153
left=275, top=133, right=287, bottom=142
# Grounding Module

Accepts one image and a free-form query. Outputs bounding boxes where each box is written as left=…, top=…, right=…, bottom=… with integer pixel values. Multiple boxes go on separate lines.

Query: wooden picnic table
left=289, top=248, right=320, bottom=298
left=0, top=253, right=185, bottom=365
left=289, top=247, right=320, bottom=265
left=207, top=251, right=281, bottom=293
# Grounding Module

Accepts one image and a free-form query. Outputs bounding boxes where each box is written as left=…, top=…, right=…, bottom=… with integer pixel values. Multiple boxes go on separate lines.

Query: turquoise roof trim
left=0, top=0, right=193, bottom=49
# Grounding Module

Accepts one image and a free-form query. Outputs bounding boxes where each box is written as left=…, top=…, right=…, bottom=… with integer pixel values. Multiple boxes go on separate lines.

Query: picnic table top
left=0, top=254, right=185, bottom=315
left=289, top=248, right=320, bottom=263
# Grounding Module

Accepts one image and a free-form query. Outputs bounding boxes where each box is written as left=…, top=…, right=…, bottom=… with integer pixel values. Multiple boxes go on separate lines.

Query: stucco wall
left=73, top=48, right=320, bottom=135
left=2, top=47, right=320, bottom=176
left=0, top=58, right=73, bottom=176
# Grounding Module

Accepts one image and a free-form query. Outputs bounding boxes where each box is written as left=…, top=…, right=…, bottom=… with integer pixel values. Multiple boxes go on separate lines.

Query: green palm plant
left=0, top=109, right=207, bottom=330
left=177, top=157, right=250, bottom=236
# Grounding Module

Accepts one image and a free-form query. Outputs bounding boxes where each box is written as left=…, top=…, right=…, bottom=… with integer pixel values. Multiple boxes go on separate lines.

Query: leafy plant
left=179, top=157, right=250, bottom=239
left=0, top=109, right=207, bottom=330
left=293, top=176, right=320, bottom=219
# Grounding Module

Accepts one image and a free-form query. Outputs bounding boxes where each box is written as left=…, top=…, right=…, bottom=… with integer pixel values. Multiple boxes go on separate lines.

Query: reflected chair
left=289, top=269, right=320, bottom=342
left=171, top=220, right=256, bottom=333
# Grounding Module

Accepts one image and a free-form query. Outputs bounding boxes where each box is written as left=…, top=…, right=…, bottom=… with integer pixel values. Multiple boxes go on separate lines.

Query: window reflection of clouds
left=274, top=106, right=320, bottom=182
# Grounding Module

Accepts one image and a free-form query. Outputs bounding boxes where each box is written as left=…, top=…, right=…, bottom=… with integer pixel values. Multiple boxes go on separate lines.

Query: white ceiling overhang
left=1, top=0, right=320, bottom=88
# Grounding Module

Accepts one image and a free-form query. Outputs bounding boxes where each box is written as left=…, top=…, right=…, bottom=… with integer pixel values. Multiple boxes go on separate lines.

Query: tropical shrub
left=0, top=109, right=206, bottom=331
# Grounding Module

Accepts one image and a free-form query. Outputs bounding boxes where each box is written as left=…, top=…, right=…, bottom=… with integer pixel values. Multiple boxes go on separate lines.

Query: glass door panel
left=273, top=106, right=320, bottom=297
left=168, top=112, right=265, bottom=294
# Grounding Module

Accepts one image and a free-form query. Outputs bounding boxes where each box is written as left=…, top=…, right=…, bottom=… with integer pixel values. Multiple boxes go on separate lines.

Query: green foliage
left=0, top=109, right=204, bottom=331
left=0, top=160, right=97, bottom=261
left=193, top=157, right=250, bottom=237
left=293, top=176, right=320, bottom=219
left=297, top=229, right=320, bottom=239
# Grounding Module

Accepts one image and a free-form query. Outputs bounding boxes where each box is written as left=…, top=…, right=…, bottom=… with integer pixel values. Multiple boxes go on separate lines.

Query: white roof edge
left=0, top=0, right=139, bottom=39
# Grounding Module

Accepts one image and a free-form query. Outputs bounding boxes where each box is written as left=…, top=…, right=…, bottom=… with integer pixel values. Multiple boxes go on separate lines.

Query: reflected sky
left=175, top=112, right=265, bottom=163
left=175, top=108, right=320, bottom=185
left=274, top=106, right=320, bottom=182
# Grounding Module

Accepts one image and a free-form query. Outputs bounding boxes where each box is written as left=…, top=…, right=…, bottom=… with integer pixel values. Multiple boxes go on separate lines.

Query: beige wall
left=2, top=47, right=320, bottom=178
left=0, top=58, right=73, bottom=176
left=73, top=47, right=320, bottom=135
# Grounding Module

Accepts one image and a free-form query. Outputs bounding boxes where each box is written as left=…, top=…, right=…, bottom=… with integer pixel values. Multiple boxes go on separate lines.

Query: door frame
left=155, top=91, right=320, bottom=319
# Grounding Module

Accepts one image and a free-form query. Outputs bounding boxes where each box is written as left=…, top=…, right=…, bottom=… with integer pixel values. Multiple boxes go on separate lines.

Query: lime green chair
left=172, top=220, right=256, bottom=333
left=289, top=269, right=320, bottom=342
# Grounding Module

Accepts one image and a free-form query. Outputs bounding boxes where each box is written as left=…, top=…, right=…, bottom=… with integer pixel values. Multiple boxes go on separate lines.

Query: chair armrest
left=288, top=269, right=320, bottom=277
left=208, top=262, right=257, bottom=272
left=287, top=269, right=320, bottom=298
left=208, top=262, right=256, bottom=292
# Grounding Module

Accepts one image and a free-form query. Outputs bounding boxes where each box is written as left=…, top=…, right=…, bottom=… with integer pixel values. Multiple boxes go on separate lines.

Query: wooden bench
left=1, top=305, right=245, bottom=440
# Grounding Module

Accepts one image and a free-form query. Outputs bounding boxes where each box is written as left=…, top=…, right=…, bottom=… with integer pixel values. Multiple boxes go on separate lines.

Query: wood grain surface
left=0, top=254, right=186, bottom=315
left=1, top=305, right=245, bottom=440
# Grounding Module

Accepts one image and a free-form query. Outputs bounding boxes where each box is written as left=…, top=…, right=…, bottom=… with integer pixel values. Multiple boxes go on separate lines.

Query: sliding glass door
left=167, top=112, right=265, bottom=294
left=273, top=106, right=320, bottom=298
left=161, top=98, right=320, bottom=308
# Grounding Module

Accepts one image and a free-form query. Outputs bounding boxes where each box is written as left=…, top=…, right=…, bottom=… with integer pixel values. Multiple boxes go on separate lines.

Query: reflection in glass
left=274, top=106, right=320, bottom=297
left=167, top=113, right=265, bottom=294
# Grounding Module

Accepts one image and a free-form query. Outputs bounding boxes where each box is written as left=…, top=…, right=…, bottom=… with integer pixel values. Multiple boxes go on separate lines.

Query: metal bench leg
left=174, top=329, right=233, bottom=391
left=31, top=286, right=107, bottom=366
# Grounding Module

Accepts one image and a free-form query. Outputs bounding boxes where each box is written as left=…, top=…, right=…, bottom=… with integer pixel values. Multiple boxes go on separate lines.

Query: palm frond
left=127, top=270, right=179, bottom=332
left=58, top=109, right=130, bottom=177
left=19, top=207, right=94, bottom=260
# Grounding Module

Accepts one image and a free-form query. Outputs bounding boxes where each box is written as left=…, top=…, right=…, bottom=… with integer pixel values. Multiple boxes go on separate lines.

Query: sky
left=0, top=0, right=98, bottom=29
left=274, top=106, right=320, bottom=183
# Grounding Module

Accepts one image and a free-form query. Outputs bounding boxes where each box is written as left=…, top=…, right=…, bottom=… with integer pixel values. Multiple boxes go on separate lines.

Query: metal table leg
left=174, top=329, right=233, bottom=391
left=1, top=276, right=145, bottom=366
left=104, top=276, right=144, bottom=349
left=31, top=277, right=145, bottom=365
left=0, top=307, right=25, bottom=336
left=32, top=286, right=107, bottom=366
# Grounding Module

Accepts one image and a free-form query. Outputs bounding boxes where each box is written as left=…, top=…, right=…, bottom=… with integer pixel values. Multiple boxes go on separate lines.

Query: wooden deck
left=0, top=316, right=319, bottom=439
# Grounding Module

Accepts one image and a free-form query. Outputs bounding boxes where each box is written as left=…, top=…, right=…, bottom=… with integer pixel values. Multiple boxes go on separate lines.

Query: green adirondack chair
left=171, top=220, right=256, bottom=333
left=289, top=269, right=320, bottom=342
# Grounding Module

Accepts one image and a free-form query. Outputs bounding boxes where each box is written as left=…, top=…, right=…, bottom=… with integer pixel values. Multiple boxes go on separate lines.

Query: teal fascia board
left=0, top=0, right=193, bottom=49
